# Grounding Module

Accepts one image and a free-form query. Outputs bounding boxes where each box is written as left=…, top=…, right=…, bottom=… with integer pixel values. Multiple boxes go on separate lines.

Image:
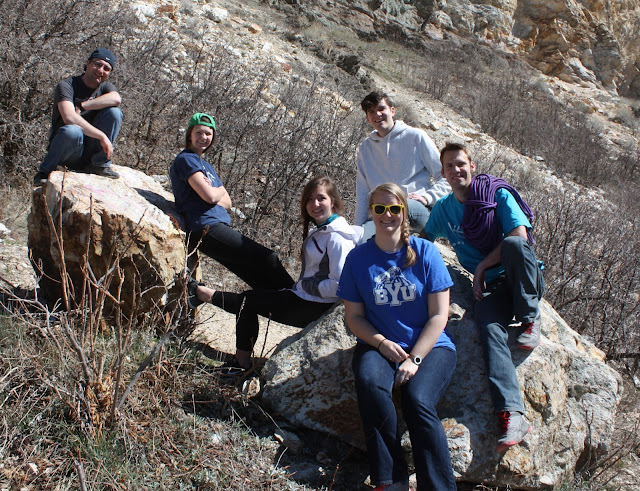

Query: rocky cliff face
left=285, top=0, right=640, bottom=96
left=478, top=0, right=639, bottom=94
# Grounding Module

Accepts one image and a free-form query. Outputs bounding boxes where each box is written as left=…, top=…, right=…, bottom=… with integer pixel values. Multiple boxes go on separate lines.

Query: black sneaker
left=215, top=357, right=248, bottom=377
left=187, top=279, right=205, bottom=309
left=33, top=171, right=48, bottom=186
left=85, top=165, right=120, bottom=179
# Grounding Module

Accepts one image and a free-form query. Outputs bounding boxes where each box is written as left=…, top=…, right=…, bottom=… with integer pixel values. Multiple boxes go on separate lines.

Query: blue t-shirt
left=338, top=236, right=455, bottom=351
left=424, top=188, right=531, bottom=282
left=170, top=149, right=231, bottom=231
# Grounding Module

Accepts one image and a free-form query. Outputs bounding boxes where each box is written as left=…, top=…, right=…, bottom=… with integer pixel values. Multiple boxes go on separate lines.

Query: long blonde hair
left=368, top=183, right=416, bottom=268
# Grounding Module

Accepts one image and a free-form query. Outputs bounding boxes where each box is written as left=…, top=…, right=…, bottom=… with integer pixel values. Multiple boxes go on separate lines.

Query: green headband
left=188, top=113, right=216, bottom=131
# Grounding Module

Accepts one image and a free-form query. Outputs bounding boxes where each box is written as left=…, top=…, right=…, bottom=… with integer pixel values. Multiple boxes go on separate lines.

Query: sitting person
left=191, top=176, right=362, bottom=373
left=170, top=112, right=294, bottom=292
left=424, top=142, right=544, bottom=452
left=355, top=91, right=450, bottom=240
left=338, top=183, right=457, bottom=491
left=34, top=48, right=122, bottom=186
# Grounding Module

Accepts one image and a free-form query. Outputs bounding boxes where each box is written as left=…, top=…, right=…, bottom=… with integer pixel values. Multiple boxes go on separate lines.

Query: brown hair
left=368, top=183, right=416, bottom=268
left=300, top=176, right=344, bottom=255
left=439, top=141, right=472, bottom=165
left=185, top=115, right=216, bottom=152
left=360, top=91, right=394, bottom=113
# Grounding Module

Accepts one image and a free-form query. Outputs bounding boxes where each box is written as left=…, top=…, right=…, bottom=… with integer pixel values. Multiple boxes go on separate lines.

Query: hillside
left=1, top=0, right=639, bottom=489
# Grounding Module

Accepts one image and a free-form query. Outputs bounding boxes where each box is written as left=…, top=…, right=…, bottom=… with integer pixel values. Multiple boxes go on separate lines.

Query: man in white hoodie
left=356, top=91, right=450, bottom=239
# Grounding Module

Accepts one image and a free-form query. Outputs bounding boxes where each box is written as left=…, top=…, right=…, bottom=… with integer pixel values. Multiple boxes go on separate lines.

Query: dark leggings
left=189, top=222, right=294, bottom=291
left=211, top=289, right=333, bottom=351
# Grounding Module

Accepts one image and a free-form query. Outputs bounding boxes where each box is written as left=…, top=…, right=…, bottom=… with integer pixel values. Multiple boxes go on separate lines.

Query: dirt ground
left=0, top=192, right=37, bottom=292
left=188, top=298, right=300, bottom=363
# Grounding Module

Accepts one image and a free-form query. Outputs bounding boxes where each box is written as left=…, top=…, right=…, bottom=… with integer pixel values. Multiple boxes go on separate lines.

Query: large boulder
left=27, top=165, right=187, bottom=319
left=261, top=243, right=622, bottom=489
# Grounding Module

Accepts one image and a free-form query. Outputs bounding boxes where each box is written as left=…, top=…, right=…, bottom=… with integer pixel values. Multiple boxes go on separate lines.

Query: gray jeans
left=474, top=235, right=545, bottom=413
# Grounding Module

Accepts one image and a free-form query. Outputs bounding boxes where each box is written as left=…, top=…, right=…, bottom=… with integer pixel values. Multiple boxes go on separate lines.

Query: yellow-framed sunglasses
left=371, top=204, right=404, bottom=216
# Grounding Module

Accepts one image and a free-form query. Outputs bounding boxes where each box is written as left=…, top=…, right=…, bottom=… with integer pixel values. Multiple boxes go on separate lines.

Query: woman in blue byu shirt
left=338, top=183, right=457, bottom=491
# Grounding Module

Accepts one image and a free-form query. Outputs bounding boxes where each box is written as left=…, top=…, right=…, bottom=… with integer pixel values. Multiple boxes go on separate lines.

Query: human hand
left=378, top=339, right=409, bottom=364
left=99, top=135, right=113, bottom=161
left=408, top=193, right=428, bottom=206
left=473, top=266, right=486, bottom=300
left=394, top=358, right=419, bottom=386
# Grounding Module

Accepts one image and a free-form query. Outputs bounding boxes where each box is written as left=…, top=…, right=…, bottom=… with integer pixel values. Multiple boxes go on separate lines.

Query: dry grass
left=0, top=166, right=360, bottom=491
left=0, top=311, right=306, bottom=490
left=0, top=186, right=305, bottom=490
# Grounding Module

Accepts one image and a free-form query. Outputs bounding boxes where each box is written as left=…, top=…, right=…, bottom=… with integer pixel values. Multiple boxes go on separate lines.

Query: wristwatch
left=410, top=354, right=422, bottom=365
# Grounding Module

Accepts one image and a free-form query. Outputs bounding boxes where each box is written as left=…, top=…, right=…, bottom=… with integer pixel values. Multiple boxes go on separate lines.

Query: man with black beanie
left=34, top=48, right=122, bottom=185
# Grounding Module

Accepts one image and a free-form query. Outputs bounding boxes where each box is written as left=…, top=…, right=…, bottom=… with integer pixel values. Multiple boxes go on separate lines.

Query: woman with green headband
left=170, top=112, right=294, bottom=292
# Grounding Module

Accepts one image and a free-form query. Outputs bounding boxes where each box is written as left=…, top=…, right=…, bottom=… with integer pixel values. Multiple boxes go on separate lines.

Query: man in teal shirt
left=424, top=142, right=544, bottom=453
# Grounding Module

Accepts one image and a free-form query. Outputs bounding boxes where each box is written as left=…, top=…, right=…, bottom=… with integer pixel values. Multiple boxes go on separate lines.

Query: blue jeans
left=361, top=199, right=430, bottom=241
left=474, top=236, right=545, bottom=413
left=39, top=107, right=122, bottom=175
left=352, top=343, right=457, bottom=491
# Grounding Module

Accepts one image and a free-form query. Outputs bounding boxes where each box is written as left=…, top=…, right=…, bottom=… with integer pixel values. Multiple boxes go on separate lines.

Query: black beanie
left=88, top=48, right=116, bottom=69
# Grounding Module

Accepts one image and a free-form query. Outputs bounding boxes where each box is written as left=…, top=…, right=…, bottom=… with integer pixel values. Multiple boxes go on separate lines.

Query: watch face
left=412, top=355, right=422, bottom=365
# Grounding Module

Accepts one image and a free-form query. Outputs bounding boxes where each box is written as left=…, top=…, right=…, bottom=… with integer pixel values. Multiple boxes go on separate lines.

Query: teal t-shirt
left=424, top=189, right=531, bottom=283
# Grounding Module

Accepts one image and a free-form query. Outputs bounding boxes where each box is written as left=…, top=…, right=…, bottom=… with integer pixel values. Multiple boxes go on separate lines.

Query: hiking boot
left=85, top=165, right=120, bottom=179
left=496, top=411, right=531, bottom=452
left=187, top=279, right=205, bottom=309
left=33, top=171, right=48, bottom=186
left=516, top=312, right=541, bottom=350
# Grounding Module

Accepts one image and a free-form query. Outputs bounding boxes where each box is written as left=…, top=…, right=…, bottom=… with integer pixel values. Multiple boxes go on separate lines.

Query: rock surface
left=261, top=242, right=622, bottom=489
left=27, top=166, right=186, bottom=318
left=282, top=0, right=640, bottom=96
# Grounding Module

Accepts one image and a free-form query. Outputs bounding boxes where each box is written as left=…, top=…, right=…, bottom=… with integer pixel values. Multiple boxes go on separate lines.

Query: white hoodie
left=355, top=120, right=451, bottom=225
left=293, top=216, right=363, bottom=303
